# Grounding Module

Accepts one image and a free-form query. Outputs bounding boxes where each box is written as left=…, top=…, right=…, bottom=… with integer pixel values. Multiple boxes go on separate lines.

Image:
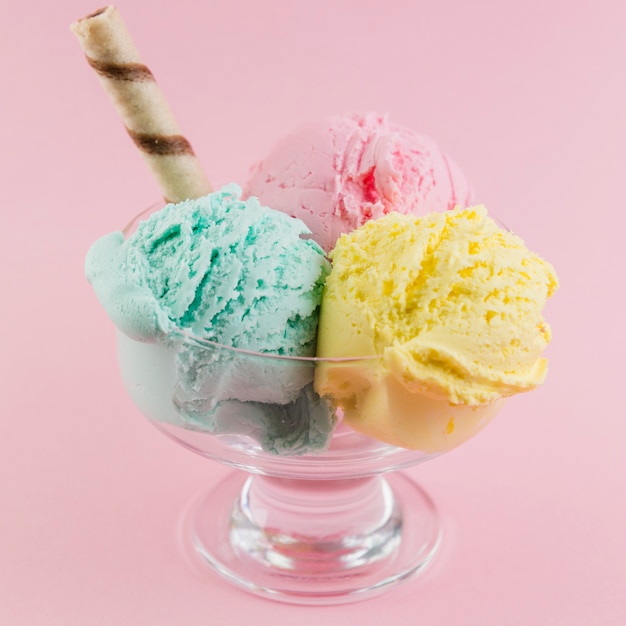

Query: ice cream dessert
left=245, top=112, right=473, bottom=252
left=86, top=185, right=335, bottom=455
left=74, top=7, right=557, bottom=459
left=72, top=7, right=561, bottom=606
left=315, top=206, right=558, bottom=451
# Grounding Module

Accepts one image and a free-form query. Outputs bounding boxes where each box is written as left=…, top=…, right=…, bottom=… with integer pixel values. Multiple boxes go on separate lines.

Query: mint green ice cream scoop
left=86, top=184, right=334, bottom=455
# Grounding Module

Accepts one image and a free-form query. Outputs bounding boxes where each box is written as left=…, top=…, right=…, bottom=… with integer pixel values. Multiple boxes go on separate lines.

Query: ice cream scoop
left=86, top=184, right=328, bottom=349
left=244, top=112, right=473, bottom=251
left=315, top=206, right=559, bottom=451
left=86, top=184, right=334, bottom=454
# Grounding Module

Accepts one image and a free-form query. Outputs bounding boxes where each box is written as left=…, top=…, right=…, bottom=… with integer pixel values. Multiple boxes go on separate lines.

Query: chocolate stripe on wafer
left=86, top=56, right=155, bottom=82
left=83, top=7, right=108, bottom=19
left=127, top=130, right=195, bottom=156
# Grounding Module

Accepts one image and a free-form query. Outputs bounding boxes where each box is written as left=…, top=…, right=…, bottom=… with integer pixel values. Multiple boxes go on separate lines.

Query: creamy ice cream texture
left=86, top=184, right=328, bottom=349
left=245, top=112, right=473, bottom=252
left=86, top=184, right=335, bottom=455
left=315, top=206, right=558, bottom=451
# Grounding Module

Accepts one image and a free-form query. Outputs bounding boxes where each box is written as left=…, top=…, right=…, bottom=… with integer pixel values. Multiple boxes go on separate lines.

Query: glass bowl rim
left=169, top=328, right=380, bottom=364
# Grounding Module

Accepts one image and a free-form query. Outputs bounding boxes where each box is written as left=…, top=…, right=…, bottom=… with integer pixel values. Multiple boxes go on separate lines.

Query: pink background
left=2, top=0, right=624, bottom=624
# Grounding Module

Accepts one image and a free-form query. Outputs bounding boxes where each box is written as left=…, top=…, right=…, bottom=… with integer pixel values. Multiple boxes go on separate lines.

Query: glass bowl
left=113, top=202, right=503, bottom=605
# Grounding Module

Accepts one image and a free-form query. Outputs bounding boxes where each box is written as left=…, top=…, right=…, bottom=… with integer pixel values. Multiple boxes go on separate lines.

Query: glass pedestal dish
left=117, top=328, right=501, bottom=605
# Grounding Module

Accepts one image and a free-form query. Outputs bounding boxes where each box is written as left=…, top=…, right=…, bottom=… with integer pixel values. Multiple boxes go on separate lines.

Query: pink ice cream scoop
left=244, top=112, right=473, bottom=251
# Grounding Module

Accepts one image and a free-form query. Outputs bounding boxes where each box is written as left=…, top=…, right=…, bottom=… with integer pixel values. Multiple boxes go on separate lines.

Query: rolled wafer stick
left=71, top=5, right=212, bottom=203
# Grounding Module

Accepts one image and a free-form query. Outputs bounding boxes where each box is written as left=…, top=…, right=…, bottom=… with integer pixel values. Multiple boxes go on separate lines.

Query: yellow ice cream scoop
left=315, top=206, right=558, bottom=451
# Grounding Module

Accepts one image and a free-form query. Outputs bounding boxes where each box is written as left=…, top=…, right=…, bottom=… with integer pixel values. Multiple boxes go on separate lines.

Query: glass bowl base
left=181, top=470, right=442, bottom=605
